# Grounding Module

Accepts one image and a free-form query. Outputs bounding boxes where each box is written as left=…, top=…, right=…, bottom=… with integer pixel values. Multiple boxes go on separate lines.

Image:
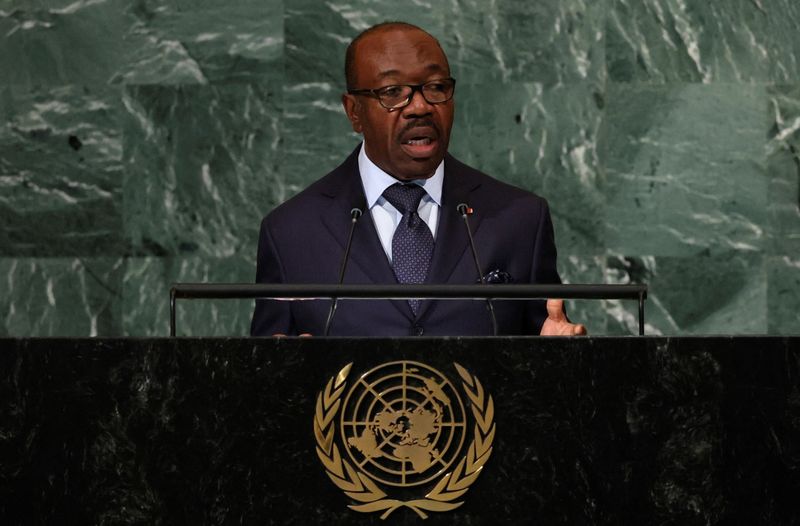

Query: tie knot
left=382, top=183, right=427, bottom=215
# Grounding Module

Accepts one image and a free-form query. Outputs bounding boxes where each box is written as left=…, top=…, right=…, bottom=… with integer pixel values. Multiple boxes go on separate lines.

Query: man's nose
left=402, top=88, right=433, bottom=117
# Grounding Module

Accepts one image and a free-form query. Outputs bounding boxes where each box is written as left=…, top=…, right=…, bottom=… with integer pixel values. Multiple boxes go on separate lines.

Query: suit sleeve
left=250, top=216, right=295, bottom=336
left=528, top=199, right=561, bottom=334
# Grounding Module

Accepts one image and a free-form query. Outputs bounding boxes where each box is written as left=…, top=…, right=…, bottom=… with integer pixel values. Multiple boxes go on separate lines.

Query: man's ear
left=342, top=93, right=363, bottom=134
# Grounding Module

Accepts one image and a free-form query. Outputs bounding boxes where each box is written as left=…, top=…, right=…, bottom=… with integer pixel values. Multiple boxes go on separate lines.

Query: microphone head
left=456, top=203, right=472, bottom=216
left=350, top=207, right=363, bottom=219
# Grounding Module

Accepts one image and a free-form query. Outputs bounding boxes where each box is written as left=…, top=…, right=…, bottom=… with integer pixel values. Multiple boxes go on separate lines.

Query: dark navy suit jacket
left=250, top=146, right=561, bottom=336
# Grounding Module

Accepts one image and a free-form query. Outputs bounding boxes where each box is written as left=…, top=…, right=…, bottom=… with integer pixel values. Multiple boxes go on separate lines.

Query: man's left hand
left=540, top=299, right=587, bottom=336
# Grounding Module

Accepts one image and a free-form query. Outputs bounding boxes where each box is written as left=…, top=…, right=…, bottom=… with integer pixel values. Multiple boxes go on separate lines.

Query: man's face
left=342, top=28, right=455, bottom=181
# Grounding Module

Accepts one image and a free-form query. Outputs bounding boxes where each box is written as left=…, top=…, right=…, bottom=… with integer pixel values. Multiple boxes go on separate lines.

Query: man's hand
left=540, top=299, right=587, bottom=336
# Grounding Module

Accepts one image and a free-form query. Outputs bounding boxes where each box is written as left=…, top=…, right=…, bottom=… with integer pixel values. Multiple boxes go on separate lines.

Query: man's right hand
left=540, top=299, right=587, bottom=336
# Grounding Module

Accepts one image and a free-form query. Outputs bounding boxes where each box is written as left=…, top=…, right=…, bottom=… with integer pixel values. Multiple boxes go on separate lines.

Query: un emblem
left=313, top=361, right=495, bottom=519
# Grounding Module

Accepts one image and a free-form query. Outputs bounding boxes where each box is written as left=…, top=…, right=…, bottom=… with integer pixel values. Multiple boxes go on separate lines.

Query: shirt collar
left=358, top=142, right=444, bottom=208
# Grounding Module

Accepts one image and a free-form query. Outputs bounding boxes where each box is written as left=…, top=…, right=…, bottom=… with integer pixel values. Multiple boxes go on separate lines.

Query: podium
left=2, top=337, right=798, bottom=524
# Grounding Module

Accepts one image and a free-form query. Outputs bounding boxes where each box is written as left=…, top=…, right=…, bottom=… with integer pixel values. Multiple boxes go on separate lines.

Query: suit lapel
left=320, top=148, right=414, bottom=321
left=417, top=156, right=483, bottom=320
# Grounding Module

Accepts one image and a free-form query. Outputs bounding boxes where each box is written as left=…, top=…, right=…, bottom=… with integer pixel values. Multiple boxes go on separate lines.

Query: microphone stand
left=457, top=203, right=498, bottom=336
left=323, top=208, right=362, bottom=336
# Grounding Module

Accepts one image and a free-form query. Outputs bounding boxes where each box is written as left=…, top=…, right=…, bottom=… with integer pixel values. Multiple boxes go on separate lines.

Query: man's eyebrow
left=376, top=69, right=401, bottom=80
left=375, top=64, right=448, bottom=81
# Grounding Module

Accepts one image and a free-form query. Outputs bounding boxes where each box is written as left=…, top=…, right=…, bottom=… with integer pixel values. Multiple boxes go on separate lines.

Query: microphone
left=323, top=207, right=363, bottom=336
left=457, top=203, right=498, bottom=336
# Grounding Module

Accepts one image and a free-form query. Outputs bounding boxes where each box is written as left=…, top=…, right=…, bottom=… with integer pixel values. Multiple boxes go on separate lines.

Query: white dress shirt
left=358, top=143, right=443, bottom=263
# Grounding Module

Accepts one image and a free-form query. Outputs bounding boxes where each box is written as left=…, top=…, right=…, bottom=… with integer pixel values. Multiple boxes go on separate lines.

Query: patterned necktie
left=382, top=183, right=435, bottom=316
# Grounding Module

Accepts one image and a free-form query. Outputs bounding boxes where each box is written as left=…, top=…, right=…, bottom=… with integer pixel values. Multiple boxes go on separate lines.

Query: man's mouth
left=399, top=127, right=439, bottom=158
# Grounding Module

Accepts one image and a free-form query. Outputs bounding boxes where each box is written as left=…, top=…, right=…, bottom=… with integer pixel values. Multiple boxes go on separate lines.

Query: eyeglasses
left=347, top=78, right=456, bottom=110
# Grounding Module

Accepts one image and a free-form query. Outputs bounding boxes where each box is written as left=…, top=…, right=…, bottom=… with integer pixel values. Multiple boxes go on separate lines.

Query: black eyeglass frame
left=347, top=78, right=457, bottom=110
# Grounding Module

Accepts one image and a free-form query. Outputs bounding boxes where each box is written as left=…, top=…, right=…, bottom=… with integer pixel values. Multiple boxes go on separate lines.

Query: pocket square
left=478, top=269, right=514, bottom=284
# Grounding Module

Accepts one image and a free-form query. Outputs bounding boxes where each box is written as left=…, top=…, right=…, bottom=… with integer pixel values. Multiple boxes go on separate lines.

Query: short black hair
left=344, top=21, right=446, bottom=90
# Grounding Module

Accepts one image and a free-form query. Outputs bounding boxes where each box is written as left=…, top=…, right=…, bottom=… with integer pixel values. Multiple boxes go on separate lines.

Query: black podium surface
left=1, top=337, right=799, bottom=525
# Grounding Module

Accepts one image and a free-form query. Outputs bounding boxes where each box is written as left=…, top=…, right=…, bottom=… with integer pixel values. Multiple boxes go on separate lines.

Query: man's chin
left=392, top=157, right=442, bottom=180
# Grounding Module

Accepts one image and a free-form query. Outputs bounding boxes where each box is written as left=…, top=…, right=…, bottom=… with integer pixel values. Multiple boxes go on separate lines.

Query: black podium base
left=1, top=337, right=798, bottom=525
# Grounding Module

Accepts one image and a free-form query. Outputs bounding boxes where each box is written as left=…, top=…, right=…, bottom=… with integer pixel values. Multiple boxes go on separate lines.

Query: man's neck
left=358, top=143, right=444, bottom=208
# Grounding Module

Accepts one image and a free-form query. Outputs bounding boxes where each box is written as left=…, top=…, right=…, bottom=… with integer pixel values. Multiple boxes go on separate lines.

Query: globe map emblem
left=340, top=361, right=467, bottom=487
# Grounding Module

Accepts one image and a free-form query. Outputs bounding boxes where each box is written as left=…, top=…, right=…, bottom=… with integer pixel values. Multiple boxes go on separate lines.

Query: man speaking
left=251, top=22, right=585, bottom=337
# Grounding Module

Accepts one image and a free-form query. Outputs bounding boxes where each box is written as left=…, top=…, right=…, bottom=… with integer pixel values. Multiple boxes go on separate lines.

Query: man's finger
left=546, top=298, right=566, bottom=321
left=573, top=324, right=587, bottom=336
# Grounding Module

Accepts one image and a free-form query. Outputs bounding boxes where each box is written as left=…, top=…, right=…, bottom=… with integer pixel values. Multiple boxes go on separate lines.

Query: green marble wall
left=1, top=0, right=798, bottom=336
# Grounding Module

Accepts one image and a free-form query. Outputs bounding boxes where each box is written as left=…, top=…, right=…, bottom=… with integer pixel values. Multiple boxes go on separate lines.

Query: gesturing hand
left=539, top=299, right=587, bottom=336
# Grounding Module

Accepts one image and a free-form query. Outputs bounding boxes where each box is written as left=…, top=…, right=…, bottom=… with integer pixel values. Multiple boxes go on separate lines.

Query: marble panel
left=767, top=256, right=800, bottom=335
left=284, top=0, right=354, bottom=86
left=0, top=84, right=123, bottom=256
left=0, top=258, right=122, bottom=336
left=123, top=256, right=253, bottom=336
left=603, top=83, right=766, bottom=257
left=0, top=0, right=281, bottom=88
left=286, top=0, right=606, bottom=85
left=767, top=84, right=800, bottom=256
left=0, top=0, right=150, bottom=87
left=451, top=81, right=605, bottom=254
left=121, top=83, right=281, bottom=258
left=606, top=0, right=800, bottom=83
left=605, top=253, right=767, bottom=335
left=117, top=0, right=283, bottom=85
left=280, top=82, right=361, bottom=197
left=467, top=0, right=607, bottom=84
left=765, top=84, right=800, bottom=334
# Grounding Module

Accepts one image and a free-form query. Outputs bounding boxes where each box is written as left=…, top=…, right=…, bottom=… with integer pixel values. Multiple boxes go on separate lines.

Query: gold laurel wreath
left=313, top=362, right=495, bottom=520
